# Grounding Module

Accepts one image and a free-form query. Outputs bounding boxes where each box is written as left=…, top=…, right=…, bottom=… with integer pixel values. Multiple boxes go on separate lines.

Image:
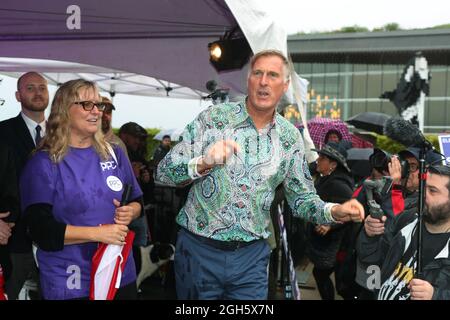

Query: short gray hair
left=249, top=49, right=290, bottom=82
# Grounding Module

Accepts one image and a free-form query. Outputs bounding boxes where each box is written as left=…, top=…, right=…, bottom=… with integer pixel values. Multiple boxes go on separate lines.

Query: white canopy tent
left=0, top=57, right=206, bottom=100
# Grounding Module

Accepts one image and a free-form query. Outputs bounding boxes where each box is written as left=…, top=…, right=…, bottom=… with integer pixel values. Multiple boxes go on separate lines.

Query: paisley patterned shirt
left=156, top=99, right=334, bottom=241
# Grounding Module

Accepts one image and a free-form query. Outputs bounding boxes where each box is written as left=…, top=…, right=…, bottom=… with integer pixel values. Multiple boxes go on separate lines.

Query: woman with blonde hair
left=20, top=79, right=143, bottom=300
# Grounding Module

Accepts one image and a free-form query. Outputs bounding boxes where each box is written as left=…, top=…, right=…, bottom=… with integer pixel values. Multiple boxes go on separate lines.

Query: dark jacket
left=357, top=210, right=450, bottom=300
left=153, top=144, right=170, bottom=164
left=0, top=141, right=20, bottom=279
left=306, top=168, right=354, bottom=269
left=353, top=180, right=417, bottom=290
left=0, top=142, right=20, bottom=222
left=0, top=114, right=36, bottom=253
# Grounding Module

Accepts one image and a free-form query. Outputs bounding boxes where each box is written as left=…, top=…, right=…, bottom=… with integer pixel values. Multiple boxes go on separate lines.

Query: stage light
left=209, top=43, right=222, bottom=61
left=208, top=29, right=252, bottom=72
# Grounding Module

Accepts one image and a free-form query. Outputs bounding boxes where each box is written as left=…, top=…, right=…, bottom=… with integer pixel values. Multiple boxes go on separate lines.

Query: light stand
left=416, top=147, right=427, bottom=278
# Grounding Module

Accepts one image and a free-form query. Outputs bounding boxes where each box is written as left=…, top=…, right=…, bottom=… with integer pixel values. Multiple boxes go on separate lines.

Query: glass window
left=353, top=64, right=368, bottom=72
left=367, top=74, right=382, bottom=99
left=351, top=102, right=367, bottom=115
left=312, top=63, right=325, bottom=74
left=426, top=101, right=446, bottom=127
left=429, top=69, right=447, bottom=97
left=381, top=71, right=398, bottom=93
left=325, top=63, right=339, bottom=73
left=352, top=73, right=367, bottom=98
left=380, top=101, right=398, bottom=116
left=296, top=62, right=312, bottom=75
left=291, top=60, right=449, bottom=132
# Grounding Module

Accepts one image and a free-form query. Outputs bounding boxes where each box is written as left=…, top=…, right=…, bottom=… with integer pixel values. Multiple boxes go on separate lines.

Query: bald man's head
left=15, top=72, right=49, bottom=115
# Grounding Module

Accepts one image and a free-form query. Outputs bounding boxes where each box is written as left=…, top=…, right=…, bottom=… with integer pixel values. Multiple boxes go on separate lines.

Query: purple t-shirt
left=20, top=146, right=143, bottom=300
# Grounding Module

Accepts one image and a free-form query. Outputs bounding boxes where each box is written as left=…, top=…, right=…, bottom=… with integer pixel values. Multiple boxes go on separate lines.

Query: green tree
left=338, top=25, right=369, bottom=33
left=383, top=23, right=401, bottom=31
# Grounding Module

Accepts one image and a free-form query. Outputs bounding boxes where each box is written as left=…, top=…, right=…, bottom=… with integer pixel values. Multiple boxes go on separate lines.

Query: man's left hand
left=331, top=199, right=365, bottom=222
left=409, top=278, right=434, bottom=300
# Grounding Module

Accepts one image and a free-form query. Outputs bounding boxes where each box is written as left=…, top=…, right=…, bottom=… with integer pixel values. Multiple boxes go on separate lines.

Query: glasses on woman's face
left=73, top=101, right=106, bottom=112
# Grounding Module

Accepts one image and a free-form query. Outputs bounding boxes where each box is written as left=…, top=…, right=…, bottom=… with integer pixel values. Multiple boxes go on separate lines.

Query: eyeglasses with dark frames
left=73, top=101, right=107, bottom=112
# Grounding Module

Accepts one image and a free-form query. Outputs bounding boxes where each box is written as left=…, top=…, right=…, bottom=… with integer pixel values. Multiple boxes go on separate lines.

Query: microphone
left=120, top=184, right=133, bottom=206
left=206, top=80, right=218, bottom=92
left=203, top=80, right=229, bottom=104
left=383, top=116, right=433, bottom=150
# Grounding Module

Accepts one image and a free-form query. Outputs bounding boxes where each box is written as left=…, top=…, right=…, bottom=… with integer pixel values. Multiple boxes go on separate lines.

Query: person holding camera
left=357, top=164, right=450, bottom=300
left=343, top=149, right=404, bottom=299
left=397, top=147, right=443, bottom=210
left=351, top=147, right=442, bottom=299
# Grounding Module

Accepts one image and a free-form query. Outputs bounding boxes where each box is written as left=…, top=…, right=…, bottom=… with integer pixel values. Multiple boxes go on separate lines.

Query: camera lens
left=399, top=159, right=410, bottom=179
left=370, top=151, right=389, bottom=170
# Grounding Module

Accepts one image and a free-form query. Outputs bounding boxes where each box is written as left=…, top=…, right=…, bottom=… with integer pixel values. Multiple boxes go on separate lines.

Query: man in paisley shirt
left=157, top=49, right=364, bottom=300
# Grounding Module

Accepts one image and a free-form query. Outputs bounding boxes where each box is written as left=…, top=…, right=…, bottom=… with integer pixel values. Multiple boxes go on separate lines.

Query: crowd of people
left=0, top=49, right=449, bottom=301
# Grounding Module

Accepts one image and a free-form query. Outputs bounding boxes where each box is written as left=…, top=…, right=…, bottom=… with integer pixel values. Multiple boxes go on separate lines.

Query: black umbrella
left=346, top=148, right=374, bottom=181
left=347, top=148, right=374, bottom=161
left=346, top=112, right=391, bottom=135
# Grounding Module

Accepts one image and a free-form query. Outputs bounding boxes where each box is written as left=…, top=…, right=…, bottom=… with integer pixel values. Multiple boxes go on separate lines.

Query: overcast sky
left=1, top=0, right=448, bottom=130
left=263, top=0, right=449, bottom=34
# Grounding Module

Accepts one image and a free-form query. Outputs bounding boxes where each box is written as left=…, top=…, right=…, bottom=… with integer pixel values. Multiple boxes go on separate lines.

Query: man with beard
left=357, top=164, right=450, bottom=300
left=0, top=72, right=49, bottom=299
left=100, top=96, right=127, bottom=155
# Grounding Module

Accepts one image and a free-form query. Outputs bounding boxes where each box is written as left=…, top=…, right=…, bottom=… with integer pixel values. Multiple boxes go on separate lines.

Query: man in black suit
left=0, top=141, right=19, bottom=284
left=0, top=72, right=49, bottom=299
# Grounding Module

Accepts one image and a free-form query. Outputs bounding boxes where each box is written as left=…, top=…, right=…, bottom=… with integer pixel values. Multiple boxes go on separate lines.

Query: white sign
left=438, top=135, right=450, bottom=165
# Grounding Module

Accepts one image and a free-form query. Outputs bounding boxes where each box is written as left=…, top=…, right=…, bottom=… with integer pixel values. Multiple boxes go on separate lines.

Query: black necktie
left=35, top=125, right=42, bottom=146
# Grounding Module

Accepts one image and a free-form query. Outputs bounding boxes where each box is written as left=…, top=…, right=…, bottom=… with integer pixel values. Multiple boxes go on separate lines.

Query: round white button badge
left=106, top=175, right=123, bottom=192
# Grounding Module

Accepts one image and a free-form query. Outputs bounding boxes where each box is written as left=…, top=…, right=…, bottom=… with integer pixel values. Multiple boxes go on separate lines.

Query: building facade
left=288, top=29, right=450, bottom=133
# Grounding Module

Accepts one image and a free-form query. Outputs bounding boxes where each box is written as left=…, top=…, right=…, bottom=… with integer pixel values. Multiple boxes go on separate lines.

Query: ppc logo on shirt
left=106, top=176, right=123, bottom=192
left=100, top=160, right=117, bottom=171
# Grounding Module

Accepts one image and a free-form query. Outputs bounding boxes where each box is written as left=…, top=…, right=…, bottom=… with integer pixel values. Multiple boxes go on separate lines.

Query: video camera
left=369, top=148, right=410, bottom=179
left=204, top=80, right=229, bottom=105
left=363, top=177, right=393, bottom=219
